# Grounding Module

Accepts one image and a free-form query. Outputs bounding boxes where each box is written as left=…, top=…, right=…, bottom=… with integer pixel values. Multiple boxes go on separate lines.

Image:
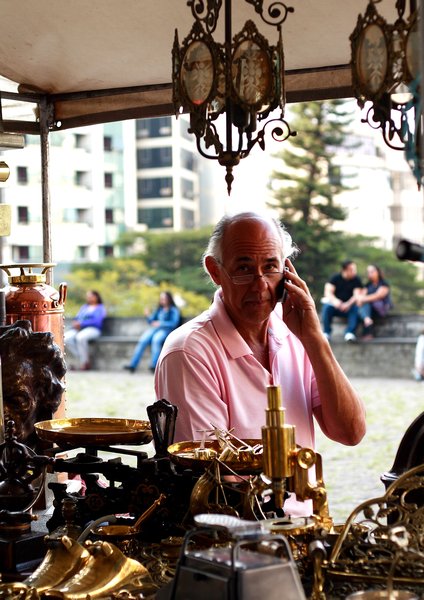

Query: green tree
left=270, top=100, right=357, bottom=300
left=271, top=100, right=356, bottom=225
left=64, top=258, right=211, bottom=319
left=118, top=227, right=215, bottom=298
left=269, top=100, right=423, bottom=312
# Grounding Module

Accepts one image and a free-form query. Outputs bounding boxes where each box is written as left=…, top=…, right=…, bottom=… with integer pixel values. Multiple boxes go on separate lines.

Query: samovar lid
left=0, top=263, right=56, bottom=284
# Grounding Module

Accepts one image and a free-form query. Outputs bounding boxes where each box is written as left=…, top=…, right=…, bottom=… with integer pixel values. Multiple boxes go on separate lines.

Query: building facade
left=0, top=110, right=422, bottom=274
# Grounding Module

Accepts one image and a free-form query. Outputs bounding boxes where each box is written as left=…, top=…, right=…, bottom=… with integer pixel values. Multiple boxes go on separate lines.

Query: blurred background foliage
left=64, top=99, right=423, bottom=319
left=63, top=256, right=212, bottom=318
left=64, top=229, right=423, bottom=320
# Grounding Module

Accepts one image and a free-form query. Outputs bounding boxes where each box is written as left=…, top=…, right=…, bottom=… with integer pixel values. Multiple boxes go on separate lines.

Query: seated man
left=155, top=212, right=366, bottom=516
left=321, top=260, right=363, bottom=342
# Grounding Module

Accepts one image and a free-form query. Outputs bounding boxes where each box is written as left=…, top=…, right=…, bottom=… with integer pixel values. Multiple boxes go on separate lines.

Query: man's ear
left=205, top=256, right=222, bottom=286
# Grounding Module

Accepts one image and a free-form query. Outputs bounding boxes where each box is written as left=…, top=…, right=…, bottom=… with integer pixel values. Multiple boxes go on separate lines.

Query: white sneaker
left=323, top=332, right=331, bottom=341
left=344, top=332, right=357, bottom=343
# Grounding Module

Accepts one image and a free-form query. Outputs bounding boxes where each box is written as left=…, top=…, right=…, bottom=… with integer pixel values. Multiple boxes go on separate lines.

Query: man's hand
left=72, top=320, right=82, bottom=330
left=338, top=300, right=350, bottom=312
left=281, top=259, right=322, bottom=341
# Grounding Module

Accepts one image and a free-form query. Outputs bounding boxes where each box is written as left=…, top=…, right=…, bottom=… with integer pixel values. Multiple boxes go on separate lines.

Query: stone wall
left=64, top=314, right=424, bottom=378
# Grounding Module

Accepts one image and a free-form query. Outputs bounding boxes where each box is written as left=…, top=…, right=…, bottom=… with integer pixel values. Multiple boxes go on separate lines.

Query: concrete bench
left=328, top=313, right=424, bottom=340
left=64, top=314, right=423, bottom=378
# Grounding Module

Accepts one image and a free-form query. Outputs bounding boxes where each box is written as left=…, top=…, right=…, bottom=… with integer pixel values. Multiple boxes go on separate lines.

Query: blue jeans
left=358, top=303, right=372, bottom=321
left=322, top=303, right=359, bottom=336
left=129, top=327, right=169, bottom=369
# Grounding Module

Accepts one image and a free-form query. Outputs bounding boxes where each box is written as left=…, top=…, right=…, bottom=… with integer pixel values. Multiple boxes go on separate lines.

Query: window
left=181, top=208, right=195, bottom=229
left=76, top=208, right=89, bottom=223
left=138, top=207, right=173, bottom=229
left=102, top=245, right=114, bottom=257
left=17, top=166, right=28, bottom=184
left=75, top=133, right=90, bottom=150
left=17, top=246, right=29, bottom=260
left=104, top=136, right=113, bottom=151
left=75, top=171, right=91, bottom=188
left=181, top=148, right=195, bottom=171
left=17, top=206, right=29, bottom=224
left=137, top=147, right=172, bottom=169
left=328, top=165, right=342, bottom=186
left=181, top=177, right=194, bottom=199
left=138, top=177, right=173, bottom=199
left=105, top=208, right=114, bottom=224
left=77, top=246, right=89, bottom=259
left=136, top=116, right=172, bottom=139
left=104, top=172, right=113, bottom=188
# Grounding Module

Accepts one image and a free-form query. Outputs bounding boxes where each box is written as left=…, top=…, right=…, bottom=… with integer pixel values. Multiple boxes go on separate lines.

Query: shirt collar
left=209, top=289, right=290, bottom=359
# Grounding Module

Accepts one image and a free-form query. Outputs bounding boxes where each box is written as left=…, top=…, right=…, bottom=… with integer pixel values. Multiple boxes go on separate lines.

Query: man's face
left=343, top=262, right=357, bottom=280
left=209, top=218, right=285, bottom=329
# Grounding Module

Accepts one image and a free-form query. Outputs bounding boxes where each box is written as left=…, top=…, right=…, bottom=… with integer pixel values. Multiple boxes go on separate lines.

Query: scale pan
left=34, top=417, right=152, bottom=446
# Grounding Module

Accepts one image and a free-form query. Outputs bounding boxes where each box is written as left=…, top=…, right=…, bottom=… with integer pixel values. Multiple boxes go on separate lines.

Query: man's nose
left=250, top=273, right=269, bottom=290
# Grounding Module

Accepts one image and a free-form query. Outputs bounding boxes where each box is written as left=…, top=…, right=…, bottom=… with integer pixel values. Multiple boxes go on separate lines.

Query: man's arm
left=356, top=285, right=390, bottom=306
left=282, top=260, right=366, bottom=446
left=323, top=282, right=341, bottom=308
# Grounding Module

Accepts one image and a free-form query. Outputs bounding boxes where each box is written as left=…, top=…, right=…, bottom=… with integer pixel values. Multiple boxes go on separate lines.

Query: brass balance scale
left=2, top=387, right=424, bottom=599
left=0, top=386, right=335, bottom=598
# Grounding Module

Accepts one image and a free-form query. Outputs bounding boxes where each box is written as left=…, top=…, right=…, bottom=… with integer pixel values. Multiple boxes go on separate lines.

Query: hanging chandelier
left=172, top=0, right=296, bottom=194
left=350, top=0, right=421, bottom=183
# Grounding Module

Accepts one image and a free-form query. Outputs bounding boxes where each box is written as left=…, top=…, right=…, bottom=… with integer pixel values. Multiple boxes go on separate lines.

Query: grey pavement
left=63, top=371, right=424, bottom=523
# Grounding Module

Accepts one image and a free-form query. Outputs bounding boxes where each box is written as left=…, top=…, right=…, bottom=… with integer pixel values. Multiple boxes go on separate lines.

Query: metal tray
left=34, top=417, right=152, bottom=447
left=167, top=439, right=263, bottom=473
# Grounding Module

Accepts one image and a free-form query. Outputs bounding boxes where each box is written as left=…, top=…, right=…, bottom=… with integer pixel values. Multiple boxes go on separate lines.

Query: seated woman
left=64, top=290, right=107, bottom=370
left=124, top=291, right=181, bottom=373
left=356, top=264, right=392, bottom=340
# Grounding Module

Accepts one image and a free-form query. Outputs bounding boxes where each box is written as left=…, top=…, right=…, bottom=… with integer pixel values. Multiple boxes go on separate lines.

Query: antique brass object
left=168, top=439, right=263, bottom=473
left=1, top=263, right=67, bottom=353
left=34, top=417, right=152, bottom=447
left=93, top=493, right=166, bottom=538
left=23, top=535, right=90, bottom=592
left=347, top=592, right=418, bottom=600
left=43, top=539, right=154, bottom=599
left=321, top=463, right=424, bottom=599
left=0, top=582, right=35, bottom=599
left=257, top=385, right=332, bottom=528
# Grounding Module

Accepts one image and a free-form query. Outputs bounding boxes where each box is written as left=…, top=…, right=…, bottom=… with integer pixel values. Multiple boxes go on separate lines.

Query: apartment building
left=135, top=116, right=199, bottom=231
left=0, top=110, right=421, bottom=273
left=0, top=120, right=136, bottom=266
left=0, top=114, right=201, bottom=269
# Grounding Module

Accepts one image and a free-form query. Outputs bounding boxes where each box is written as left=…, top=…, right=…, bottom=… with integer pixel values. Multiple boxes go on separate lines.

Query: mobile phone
left=276, top=267, right=289, bottom=303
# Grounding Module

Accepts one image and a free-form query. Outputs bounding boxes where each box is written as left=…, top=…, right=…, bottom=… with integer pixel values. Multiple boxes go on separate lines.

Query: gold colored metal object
left=0, top=582, right=36, bottom=599
left=258, top=385, right=333, bottom=529
left=347, top=592, right=417, bottom=600
left=261, top=385, right=296, bottom=508
left=23, top=535, right=90, bottom=592
left=168, top=439, right=263, bottom=473
left=34, top=417, right=152, bottom=447
left=0, top=161, right=10, bottom=182
left=93, top=493, right=166, bottom=538
left=321, top=464, right=424, bottom=598
left=44, top=540, right=153, bottom=599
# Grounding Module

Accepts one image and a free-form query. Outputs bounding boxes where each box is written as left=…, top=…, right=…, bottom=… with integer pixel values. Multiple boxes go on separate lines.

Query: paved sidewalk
left=63, top=371, right=424, bottom=523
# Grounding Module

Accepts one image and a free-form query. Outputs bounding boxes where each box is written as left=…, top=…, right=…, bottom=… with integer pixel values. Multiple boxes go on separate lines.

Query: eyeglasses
left=219, top=265, right=285, bottom=286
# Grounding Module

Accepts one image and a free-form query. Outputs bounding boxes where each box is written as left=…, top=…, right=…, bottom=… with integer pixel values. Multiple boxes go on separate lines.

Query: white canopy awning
left=0, top=0, right=398, bottom=131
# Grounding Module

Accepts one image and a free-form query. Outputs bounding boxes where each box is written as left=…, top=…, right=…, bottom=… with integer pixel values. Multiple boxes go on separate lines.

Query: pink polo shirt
left=155, top=290, right=321, bottom=516
left=156, top=290, right=320, bottom=444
